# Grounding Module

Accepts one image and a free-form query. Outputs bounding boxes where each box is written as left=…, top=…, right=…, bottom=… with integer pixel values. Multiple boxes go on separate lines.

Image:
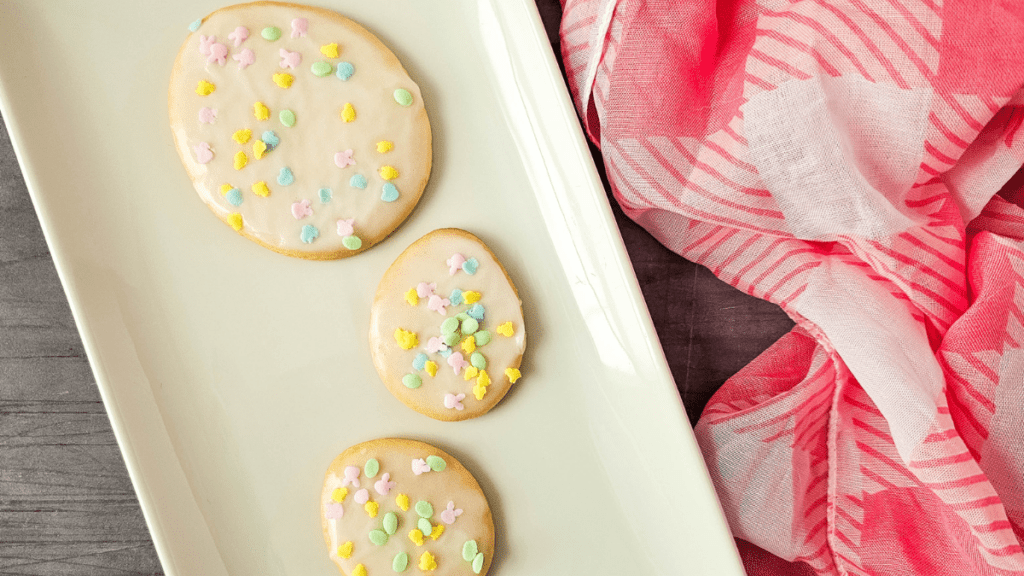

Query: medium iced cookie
left=169, top=2, right=431, bottom=259
left=369, top=229, right=526, bottom=421
left=321, top=439, right=495, bottom=575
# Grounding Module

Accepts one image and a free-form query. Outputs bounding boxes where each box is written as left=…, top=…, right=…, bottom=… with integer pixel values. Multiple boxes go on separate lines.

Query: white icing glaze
left=170, top=2, right=431, bottom=256
left=370, top=230, right=526, bottom=421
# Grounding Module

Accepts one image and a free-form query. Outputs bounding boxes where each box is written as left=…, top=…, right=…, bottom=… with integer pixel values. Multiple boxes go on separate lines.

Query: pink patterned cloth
left=560, top=1, right=1024, bottom=574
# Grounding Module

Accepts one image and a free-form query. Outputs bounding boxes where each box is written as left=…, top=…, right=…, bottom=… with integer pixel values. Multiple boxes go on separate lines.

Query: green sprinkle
left=364, top=458, right=380, bottom=478
left=311, top=61, right=333, bottom=77
left=383, top=511, right=398, bottom=535
left=443, top=333, right=460, bottom=347
left=369, top=529, right=388, bottom=546
left=426, top=455, right=447, bottom=472
left=461, top=317, right=479, bottom=334
left=415, top=500, right=433, bottom=518
left=474, top=331, right=491, bottom=346
left=441, top=317, right=460, bottom=335
left=473, top=552, right=484, bottom=574
left=402, top=374, right=422, bottom=389
left=394, top=88, right=413, bottom=107
left=393, top=552, right=409, bottom=573
left=261, top=26, right=281, bottom=41
left=279, top=109, right=296, bottom=127
left=342, top=235, right=362, bottom=250
left=470, top=352, right=487, bottom=370
left=417, top=517, right=433, bottom=534
left=463, top=540, right=478, bottom=562
left=455, top=312, right=470, bottom=322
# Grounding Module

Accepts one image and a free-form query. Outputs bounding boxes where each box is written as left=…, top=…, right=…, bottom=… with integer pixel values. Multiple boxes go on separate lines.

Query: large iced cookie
left=169, top=2, right=431, bottom=259
left=321, top=438, right=495, bottom=575
left=369, top=229, right=526, bottom=421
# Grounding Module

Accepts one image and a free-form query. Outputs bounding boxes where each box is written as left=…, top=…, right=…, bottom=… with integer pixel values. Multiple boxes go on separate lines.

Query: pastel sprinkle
left=462, top=258, right=479, bottom=275
left=383, top=512, right=399, bottom=535
left=477, top=370, right=490, bottom=388
left=444, top=393, right=465, bottom=410
left=377, top=140, right=394, bottom=153
left=430, top=524, right=445, bottom=540
left=272, top=73, right=293, bottom=88
left=341, top=103, right=356, bottom=122
left=233, top=48, right=255, bottom=69
left=419, top=551, right=437, bottom=571
left=233, top=151, right=248, bottom=170
left=195, top=80, right=215, bottom=96
left=321, top=43, right=339, bottom=58
left=417, top=282, right=436, bottom=298
left=225, top=188, right=243, bottom=206
left=462, top=317, right=479, bottom=334
left=228, top=26, right=248, bottom=46
left=412, top=458, right=431, bottom=475
left=448, top=254, right=467, bottom=275
left=375, top=473, right=396, bottom=496
left=292, top=199, right=313, bottom=220
left=396, top=493, right=410, bottom=511
left=254, top=102, right=270, bottom=120
left=251, top=181, right=270, bottom=197
left=291, top=18, right=307, bottom=38
left=379, top=165, right=399, bottom=180
left=405, top=288, right=418, bottom=305
left=413, top=353, right=428, bottom=370
left=337, top=217, right=355, bottom=236
left=473, top=552, right=484, bottom=574
left=426, top=337, right=448, bottom=354
left=417, top=517, right=433, bottom=535
left=319, top=188, right=332, bottom=203
left=227, top=213, right=243, bottom=231
left=188, top=18, right=201, bottom=32
left=394, top=329, right=418, bottom=350
left=441, top=317, right=460, bottom=335
left=262, top=131, right=280, bottom=149
left=279, top=109, right=296, bottom=127
left=402, top=374, right=422, bottom=389
left=426, top=455, right=446, bottom=472
left=338, top=541, right=353, bottom=559
left=394, top=88, right=414, bottom=107
left=456, top=313, right=470, bottom=322
left=475, top=331, right=491, bottom=346
left=311, top=61, right=332, bottom=77
left=415, top=501, right=433, bottom=518
left=252, top=140, right=268, bottom=159
left=467, top=304, right=485, bottom=320
left=472, top=381, right=487, bottom=400
left=393, top=552, right=409, bottom=573
left=331, top=487, right=348, bottom=502
left=464, top=291, right=482, bottom=304
left=497, top=321, right=515, bottom=337
left=461, top=337, right=476, bottom=354
left=343, top=236, right=362, bottom=250
left=470, top=352, right=486, bottom=370
left=449, top=289, right=464, bottom=306
left=278, top=49, right=301, bottom=69
left=364, top=501, right=379, bottom=517
left=353, top=565, right=367, bottom=576
left=425, top=361, right=438, bottom=377
left=369, top=529, right=388, bottom=546
left=442, top=333, right=460, bottom=347
left=219, top=184, right=233, bottom=194
left=381, top=183, right=399, bottom=202
left=350, top=174, right=368, bottom=189
left=261, top=26, right=281, bottom=41
left=335, top=149, right=355, bottom=168
left=506, top=367, right=522, bottom=383
left=463, top=540, right=478, bottom=562
left=336, top=61, right=355, bottom=80
left=232, top=129, right=251, bottom=144
left=198, top=107, right=217, bottom=123
left=409, top=529, right=425, bottom=546
left=343, top=466, right=361, bottom=488
left=464, top=367, right=479, bottom=381
left=300, top=224, right=319, bottom=243
left=277, top=167, right=295, bottom=186
left=364, top=458, right=380, bottom=478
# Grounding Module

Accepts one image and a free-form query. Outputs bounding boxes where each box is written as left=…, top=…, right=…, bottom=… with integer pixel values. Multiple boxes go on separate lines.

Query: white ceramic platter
left=0, top=0, right=746, bottom=574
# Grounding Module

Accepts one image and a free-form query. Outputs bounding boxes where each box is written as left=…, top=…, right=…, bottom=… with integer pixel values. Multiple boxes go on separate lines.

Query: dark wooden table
left=0, top=2, right=793, bottom=573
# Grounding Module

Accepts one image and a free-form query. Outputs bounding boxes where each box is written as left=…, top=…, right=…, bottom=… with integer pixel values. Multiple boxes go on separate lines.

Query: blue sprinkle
left=188, top=18, right=202, bottom=32
left=439, top=348, right=452, bottom=358
left=277, top=167, right=294, bottom=186
left=349, top=174, right=367, bottom=189
left=225, top=188, right=243, bottom=206
left=449, top=289, right=464, bottom=306
left=381, top=182, right=399, bottom=202
left=262, top=130, right=280, bottom=149
left=467, top=304, right=485, bottom=320
left=300, top=225, right=319, bottom=244
left=462, top=258, right=479, bottom=275
left=318, top=187, right=332, bottom=203
left=412, top=353, right=428, bottom=371
left=336, top=61, right=355, bottom=81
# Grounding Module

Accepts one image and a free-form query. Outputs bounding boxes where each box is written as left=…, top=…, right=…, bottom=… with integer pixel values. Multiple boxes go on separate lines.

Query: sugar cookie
left=370, top=229, right=526, bottom=421
left=170, top=2, right=431, bottom=259
left=321, top=438, right=495, bottom=575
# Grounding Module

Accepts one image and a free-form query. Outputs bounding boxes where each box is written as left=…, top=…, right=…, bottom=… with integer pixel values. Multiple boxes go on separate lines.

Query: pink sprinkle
left=324, top=501, right=344, bottom=520
left=336, top=218, right=355, bottom=236
left=411, top=458, right=431, bottom=476
left=447, top=253, right=466, bottom=276
left=439, top=501, right=463, bottom=525
left=447, top=352, right=468, bottom=375
left=193, top=142, right=213, bottom=164
left=427, top=294, right=450, bottom=315
left=279, top=48, right=301, bottom=69
left=233, top=48, right=255, bottom=69
left=374, top=473, right=396, bottom=496
left=291, top=199, right=313, bottom=219
left=291, top=18, right=308, bottom=38
left=198, top=34, right=216, bottom=56
left=228, top=26, right=249, bottom=46
left=342, top=466, right=360, bottom=488
left=354, top=488, right=369, bottom=505
left=416, top=282, right=436, bottom=298
left=334, top=149, right=355, bottom=168
left=198, top=107, right=217, bottom=124
left=443, top=393, right=465, bottom=411
left=425, top=337, right=447, bottom=354
left=207, top=42, right=228, bottom=65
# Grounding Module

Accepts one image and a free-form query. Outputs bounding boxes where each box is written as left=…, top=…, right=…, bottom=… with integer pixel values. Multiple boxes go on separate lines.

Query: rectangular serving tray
left=0, top=0, right=746, bottom=573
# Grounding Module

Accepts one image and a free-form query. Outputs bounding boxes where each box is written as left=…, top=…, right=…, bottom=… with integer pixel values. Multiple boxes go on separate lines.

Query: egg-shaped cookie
left=369, top=229, right=526, bottom=421
left=169, top=2, right=431, bottom=259
left=321, top=438, right=495, bottom=576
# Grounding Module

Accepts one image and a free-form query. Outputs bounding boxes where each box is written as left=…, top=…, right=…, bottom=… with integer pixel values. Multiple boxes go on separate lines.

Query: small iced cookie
left=170, top=2, right=431, bottom=259
left=369, top=229, right=526, bottom=421
left=321, top=439, right=495, bottom=576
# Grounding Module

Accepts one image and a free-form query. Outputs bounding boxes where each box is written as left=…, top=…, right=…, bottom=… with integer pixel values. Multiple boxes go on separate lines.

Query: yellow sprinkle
left=232, top=129, right=252, bottom=144
left=396, top=493, right=410, bottom=511
left=477, top=369, right=490, bottom=388
left=195, top=80, right=215, bottom=96
left=497, top=321, right=515, bottom=337
left=464, top=291, right=482, bottom=305
left=252, top=140, right=268, bottom=160
left=253, top=102, right=270, bottom=120
left=320, top=43, right=339, bottom=58
left=337, top=541, right=353, bottom=559
left=376, top=140, right=394, bottom=153
left=219, top=184, right=233, bottom=194
left=364, top=501, right=379, bottom=518
left=272, top=73, right=294, bottom=88
left=461, top=336, right=476, bottom=354
left=233, top=151, right=248, bottom=171
left=405, top=288, right=418, bottom=306
left=430, top=524, right=445, bottom=540
left=331, top=487, right=348, bottom=503
left=353, top=564, right=367, bottom=576
left=472, top=382, right=487, bottom=401
left=379, top=165, right=399, bottom=180
left=419, top=551, right=437, bottom=571
left=341, top=102, right=356, bottom=122
left=425, top=361, right=438, bottom=377
left=409, top=529, right=425, bottom=546
left=394, top=328, right=418, bottom=350
left=505, top=367, right=522, bottom=384
left=463, top=366, right=478, bottom=381
left=251, top=181, right=270, bottom=197
left=226, top=213, right=243, bottom=231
